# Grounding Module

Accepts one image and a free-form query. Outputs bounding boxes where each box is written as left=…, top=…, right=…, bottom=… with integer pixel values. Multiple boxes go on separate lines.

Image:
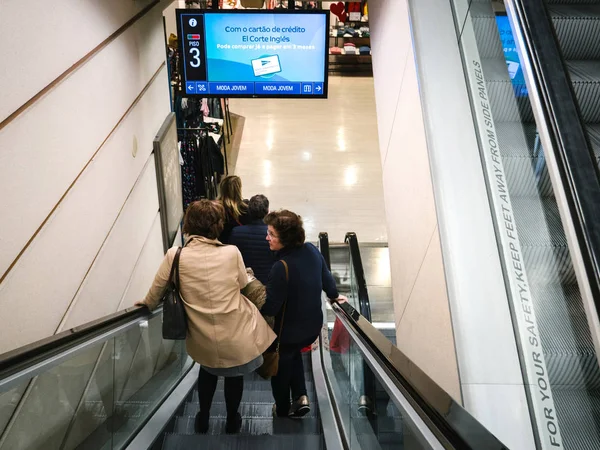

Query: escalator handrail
left=331, top=301, right=508, bottom=449
left=318, top=232, right=332, bottom=271
left=0, top=305, right=159, bottom=380
left=344, top=232, right=372, bottom=322
left=506, top=0, right=600, bottom=310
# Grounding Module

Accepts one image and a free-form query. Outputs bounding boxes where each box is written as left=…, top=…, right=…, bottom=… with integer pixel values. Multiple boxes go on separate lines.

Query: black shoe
left=225, top=412, right=242, bottom=434
left=289, top=395, right=310, bottom=418
left=194, top=412, right=209, bottom=434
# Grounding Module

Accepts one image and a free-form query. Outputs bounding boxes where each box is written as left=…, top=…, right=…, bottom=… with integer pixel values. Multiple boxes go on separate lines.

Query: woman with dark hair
left=218, top=175, right=250, bottom=243
left=262, top=210, right=347, bottom=418
left=137, top=200, right=276, bottom=434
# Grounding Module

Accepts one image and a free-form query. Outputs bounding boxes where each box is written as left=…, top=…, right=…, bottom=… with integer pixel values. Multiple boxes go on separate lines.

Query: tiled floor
left=230, top=76, right=387, bottom=244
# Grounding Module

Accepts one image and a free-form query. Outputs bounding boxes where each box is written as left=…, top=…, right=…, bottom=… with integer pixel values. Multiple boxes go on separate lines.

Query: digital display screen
left=176, top=10, right=329, bottom=98
left=496, top=15, right=528, bottom=97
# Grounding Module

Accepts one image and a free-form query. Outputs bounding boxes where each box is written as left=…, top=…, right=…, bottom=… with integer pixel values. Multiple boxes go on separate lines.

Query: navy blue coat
left=229, top=220, right=276, bottom=284
left=262, top=243, right=339, bottom=345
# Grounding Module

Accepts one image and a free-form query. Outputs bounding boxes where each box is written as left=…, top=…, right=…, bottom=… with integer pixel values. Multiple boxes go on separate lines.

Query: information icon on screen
left=189, top=18, right=197, bottom=27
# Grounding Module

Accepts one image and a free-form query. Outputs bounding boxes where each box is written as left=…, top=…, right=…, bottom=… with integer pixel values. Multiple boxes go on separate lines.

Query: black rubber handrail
left=344, top=232, right=372, bottom=322
left=0, top=305, right=158, bottom=378
left=331, top=301, right=508, bottom=449
left=509, top=0, right=600, bottom=309
left=318, top=232, right=331, bottom=271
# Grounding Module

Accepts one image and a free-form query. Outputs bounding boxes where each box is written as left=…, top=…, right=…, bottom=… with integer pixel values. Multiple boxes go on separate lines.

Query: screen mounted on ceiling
left=177, top=9, right=329, bottom=98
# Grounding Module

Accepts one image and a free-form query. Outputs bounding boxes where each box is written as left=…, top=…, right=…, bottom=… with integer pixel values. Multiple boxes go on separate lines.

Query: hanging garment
left=180, top=134, right=199, bottom=209
left=201, top=98, right=209, bottom=117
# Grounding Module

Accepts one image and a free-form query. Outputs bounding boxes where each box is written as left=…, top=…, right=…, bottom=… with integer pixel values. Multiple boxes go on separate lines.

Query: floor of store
left=229, top=75, right=387, bottom=244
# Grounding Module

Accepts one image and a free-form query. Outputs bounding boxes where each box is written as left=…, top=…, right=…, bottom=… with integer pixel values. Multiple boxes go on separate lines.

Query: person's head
left=264, top=210, right=305, bottom=251
left=248, top=194, right=269, bottom=221
left=183, top=200, right=225, bottom=239
left=219, top=175, right=246, bottom=220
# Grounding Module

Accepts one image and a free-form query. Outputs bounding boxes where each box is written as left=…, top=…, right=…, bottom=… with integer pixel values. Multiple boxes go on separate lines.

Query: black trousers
left=197, top=367, right=244, bottom=420
left=271, top=338, right=315, bottom=416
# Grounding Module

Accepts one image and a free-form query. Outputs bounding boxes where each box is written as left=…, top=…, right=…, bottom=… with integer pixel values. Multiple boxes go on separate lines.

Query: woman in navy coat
left=261, top=210, right=347, bottom=417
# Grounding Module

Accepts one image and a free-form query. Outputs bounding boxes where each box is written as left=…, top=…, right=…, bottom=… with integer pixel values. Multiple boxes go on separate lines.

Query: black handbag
left=162, top=247, right=188, bottom=340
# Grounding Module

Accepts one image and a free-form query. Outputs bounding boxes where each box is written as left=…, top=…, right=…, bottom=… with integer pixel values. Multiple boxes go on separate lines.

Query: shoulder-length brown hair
left=183, top=200, right=225, bottom=239
left=264, top=210, right=305, bottom=249
left=218, top=175, right=247, bottom=221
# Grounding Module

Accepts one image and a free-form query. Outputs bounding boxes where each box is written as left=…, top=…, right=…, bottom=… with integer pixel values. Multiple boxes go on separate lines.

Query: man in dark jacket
left=229, top=195, right=275, bottom=284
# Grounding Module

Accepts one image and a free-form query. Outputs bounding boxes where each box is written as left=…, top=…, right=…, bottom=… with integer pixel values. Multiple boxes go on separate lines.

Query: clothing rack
left=177, top=125, right=229, bottom=175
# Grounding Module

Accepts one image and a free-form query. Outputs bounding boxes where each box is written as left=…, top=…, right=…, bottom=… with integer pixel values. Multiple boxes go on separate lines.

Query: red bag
left=330, top=317, right=350, bottom=353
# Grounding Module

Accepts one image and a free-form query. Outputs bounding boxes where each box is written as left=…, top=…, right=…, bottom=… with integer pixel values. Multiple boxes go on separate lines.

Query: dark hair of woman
left=183, top=200, right=225, bottom=239
left=264, top=209, right=305, bottom=249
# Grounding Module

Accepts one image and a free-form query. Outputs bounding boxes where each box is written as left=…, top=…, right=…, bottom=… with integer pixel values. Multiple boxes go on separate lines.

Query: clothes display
left=179, top=125, right=225, bottom=208
left=328, top=1, right=371, bottom=73
left=176, top=94, right=227, bottom=209
left=343, top=42, right=357, bottom=55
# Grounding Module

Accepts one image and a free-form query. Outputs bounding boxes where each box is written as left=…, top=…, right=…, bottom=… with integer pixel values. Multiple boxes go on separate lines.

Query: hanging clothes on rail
left=179, top=125, right=226, bottom=210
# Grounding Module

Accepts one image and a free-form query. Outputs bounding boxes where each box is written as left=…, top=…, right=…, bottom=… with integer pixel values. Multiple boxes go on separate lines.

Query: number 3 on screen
left=189, top=48, right=201, bottom=68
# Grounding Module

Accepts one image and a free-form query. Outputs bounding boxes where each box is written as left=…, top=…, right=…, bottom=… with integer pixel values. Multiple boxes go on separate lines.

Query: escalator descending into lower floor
left=0, top=231, right=509, bottom=450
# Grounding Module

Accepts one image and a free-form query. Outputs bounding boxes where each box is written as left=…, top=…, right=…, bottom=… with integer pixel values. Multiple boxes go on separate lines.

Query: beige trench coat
left=143, top=236, right=276, bottom=368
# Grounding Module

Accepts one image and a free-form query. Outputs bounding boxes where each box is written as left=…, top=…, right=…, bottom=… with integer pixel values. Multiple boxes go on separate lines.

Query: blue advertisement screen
left=495, top=15, right=528, bottom=97
left=177, top=10, right=328, bottom=98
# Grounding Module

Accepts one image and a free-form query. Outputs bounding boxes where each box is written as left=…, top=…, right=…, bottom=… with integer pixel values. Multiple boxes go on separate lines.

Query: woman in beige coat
left=138, top=200, right=276, bottom=434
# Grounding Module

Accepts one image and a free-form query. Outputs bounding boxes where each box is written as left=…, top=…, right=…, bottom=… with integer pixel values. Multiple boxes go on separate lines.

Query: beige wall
left=0, top=0, right=173, bottom=353
left=0, top=1, right=179, bottom=447
left=369, top=0, right=461, bottom=402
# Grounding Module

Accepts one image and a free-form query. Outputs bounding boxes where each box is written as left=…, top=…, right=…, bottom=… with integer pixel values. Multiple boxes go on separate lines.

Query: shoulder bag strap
left=171, top=247, right=183, bottom=290
left=276, top=260, right=289, bottom=352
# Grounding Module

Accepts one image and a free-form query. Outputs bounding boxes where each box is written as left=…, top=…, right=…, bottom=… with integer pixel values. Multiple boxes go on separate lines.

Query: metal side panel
left=405, top=0, right=535, bottom=448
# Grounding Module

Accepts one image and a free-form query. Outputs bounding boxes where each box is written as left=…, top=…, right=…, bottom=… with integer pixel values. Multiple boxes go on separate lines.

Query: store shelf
left=329, top=36, right=370, bottom=40
left=328, top=54, right=372, bottom=58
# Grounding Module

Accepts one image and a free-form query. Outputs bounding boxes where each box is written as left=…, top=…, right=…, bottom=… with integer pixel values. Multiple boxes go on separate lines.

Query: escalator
left=452, top=0, right=600, bottom=448
left=0, top=233, right=508, bottom=450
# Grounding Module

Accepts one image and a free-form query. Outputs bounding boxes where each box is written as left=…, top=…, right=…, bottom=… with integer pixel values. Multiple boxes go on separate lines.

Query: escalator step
left=232, top=370, right=313, bottom=383
left=183, top=402, right=318, bottom=418
left=189, top=389, right=276, bottom=404
left=162, top=433, right=323, bottom=450
left=565, top=60, right=600, bottom=123
left=174, top=416, right=320, bottom=435
left=547, top=5, right=600, bottom=60
left=211, top=380, right=316, bottom=392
